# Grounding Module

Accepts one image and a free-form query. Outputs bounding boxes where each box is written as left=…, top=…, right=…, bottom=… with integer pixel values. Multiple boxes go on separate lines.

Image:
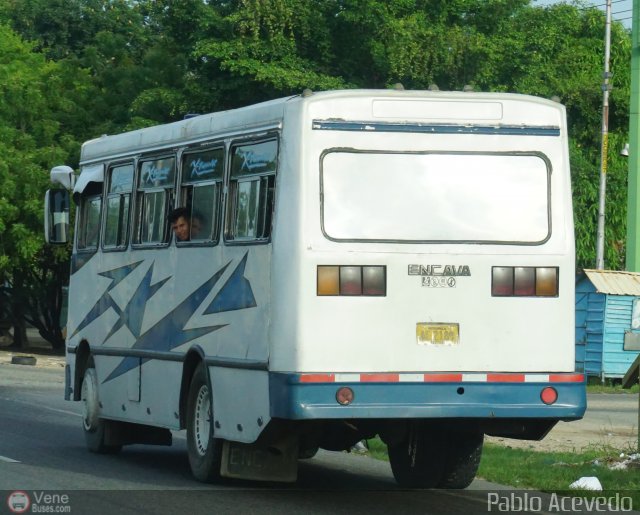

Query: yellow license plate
left=416, top=323, right=459, bottom=345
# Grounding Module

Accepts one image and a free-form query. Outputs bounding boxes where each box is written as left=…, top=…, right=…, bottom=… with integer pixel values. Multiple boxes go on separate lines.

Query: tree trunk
left=9, top=272, right=29, bottom=349
left=10, top=306, right=28, bottom=349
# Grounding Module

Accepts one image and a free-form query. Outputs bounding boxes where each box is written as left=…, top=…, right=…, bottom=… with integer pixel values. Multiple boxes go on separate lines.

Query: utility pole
left=627, top=0, right=640, bottom=272
left=596, top=0, right=613, bottom=270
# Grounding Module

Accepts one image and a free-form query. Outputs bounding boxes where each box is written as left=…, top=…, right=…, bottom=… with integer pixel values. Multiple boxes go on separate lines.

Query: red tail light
left=492, top=267, right=558, bottom=297
left=336, top=387, right=354, bottom=405
left=540, top=387, right=558, bottom=405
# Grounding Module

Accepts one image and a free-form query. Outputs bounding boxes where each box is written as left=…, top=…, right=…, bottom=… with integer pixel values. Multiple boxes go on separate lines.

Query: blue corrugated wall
left=575, top=291, right=588, bottom=370
left=575, top=275, right=640, bottom=379
left=603, top=295, right=636, bottom=378
left=575, top=278, right=603, bottom=377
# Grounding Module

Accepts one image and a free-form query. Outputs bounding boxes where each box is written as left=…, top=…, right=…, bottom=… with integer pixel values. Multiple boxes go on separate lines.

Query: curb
left=11, top=355, right=38, bottom=366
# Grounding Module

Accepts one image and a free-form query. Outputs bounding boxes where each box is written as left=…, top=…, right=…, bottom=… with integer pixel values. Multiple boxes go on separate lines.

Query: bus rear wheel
left=186, top=362, right=223, bottom=482
left=388, top=423, right=447, bottom=488
left=437, top=431, right=483, bottom=489
left=81, top=361, right=122, bottom=454
left=388, top=424, right=483, bottom=489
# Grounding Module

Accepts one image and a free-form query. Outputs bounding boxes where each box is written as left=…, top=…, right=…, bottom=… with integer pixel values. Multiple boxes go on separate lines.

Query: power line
left=589, top=0, right=628, bottom=8
left=577, top=0, right=628, bottom=11
left=534, top=1, right=631, bottom=26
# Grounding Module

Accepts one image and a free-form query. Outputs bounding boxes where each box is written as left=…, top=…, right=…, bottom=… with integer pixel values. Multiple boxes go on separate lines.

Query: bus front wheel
left=186, top=362, right=223, bottom=482
left=81, top=361, right=122, bottom=454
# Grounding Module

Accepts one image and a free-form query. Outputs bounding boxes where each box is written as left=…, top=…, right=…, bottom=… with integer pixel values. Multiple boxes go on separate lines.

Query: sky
left=532, top=0, right=633, bottom=29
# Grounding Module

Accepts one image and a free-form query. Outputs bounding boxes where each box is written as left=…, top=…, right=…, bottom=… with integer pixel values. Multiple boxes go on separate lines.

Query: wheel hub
left=194, top=385, right=211, bottom=456
left=81, top=368, right=100, bottom=432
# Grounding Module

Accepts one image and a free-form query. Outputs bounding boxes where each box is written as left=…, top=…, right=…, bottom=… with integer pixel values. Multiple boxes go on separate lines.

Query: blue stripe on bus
left=312, top=120, right=561, bottom=137
left=268, top=373, right=586, bottom=420
left=70, top=251, right=96, bottom=274
left=68, top=251, right=257, bottom=384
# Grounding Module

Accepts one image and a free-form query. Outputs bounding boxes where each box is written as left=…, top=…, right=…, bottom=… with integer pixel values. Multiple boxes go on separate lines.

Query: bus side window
left=76, top=183, right=103, bottom=251
left=180, top=148, right=224, bottom=243
left=226, top=139, right=277, bottom=242
left=133, top=156, right=176, bottom=245
left=103, top=164, right=134, bottom=249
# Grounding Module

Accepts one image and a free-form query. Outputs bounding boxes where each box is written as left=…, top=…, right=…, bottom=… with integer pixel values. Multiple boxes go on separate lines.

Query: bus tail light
left=540, top=387, right=558, bottom=405
left=336, top=387, right=354, bottom=405
left=317, top=266, right=386, bottom=296
left=492, top=267, right=558, bottom=297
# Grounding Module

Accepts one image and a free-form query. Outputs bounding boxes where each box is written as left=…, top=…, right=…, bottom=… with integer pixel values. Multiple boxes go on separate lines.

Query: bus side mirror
left=44, top=189, right=71, bottom=244
left=50, top=165, right=76, bottom=190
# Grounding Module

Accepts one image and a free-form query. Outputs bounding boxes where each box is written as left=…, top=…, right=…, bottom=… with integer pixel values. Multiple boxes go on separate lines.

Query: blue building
left=575, top=270, right=640, bottom=380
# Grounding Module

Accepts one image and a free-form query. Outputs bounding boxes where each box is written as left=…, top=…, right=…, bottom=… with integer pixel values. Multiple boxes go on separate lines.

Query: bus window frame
left=102, top=161, right=134, bottom=252
left=224, top=135, right=279, bottom=246
left=132, top=153, right=176, bottom=249
left=75, top=191, right=102, bottom=254
left=177, top=145, right=226, bottom=247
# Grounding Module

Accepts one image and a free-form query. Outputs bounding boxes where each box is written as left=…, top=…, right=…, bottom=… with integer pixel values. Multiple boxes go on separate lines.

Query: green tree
left=0, top=24, right=85, bottom=349
left=195, top=0, right=348, bottom=107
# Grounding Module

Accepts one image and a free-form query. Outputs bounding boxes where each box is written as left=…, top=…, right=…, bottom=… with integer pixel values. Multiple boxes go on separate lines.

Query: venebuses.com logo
left=7, top=491, right=30, bottom=514
left=6, top=491, right=71, bottom=513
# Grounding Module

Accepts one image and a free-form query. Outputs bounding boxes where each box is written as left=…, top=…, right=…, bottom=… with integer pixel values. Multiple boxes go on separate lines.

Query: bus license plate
left=416, top=323, right=459, bottom=345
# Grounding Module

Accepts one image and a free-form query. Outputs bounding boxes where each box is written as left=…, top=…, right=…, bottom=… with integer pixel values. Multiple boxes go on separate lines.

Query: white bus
left=45, top=88, right=585, bottom=488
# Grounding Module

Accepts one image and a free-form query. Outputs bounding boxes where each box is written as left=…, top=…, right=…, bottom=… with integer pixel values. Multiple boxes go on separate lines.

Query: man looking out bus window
left=169, top=207, right=205, bottom=241
left=169, top=207, right=191, bottom=241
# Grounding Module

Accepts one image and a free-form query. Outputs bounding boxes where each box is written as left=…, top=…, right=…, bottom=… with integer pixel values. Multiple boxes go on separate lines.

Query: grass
left=587, top=382, right=639, bottom=394
left=478, top=443, right=640, bottom=504
left=366, top=438, right=640, bottom=505
left=366, top=437, right=390, bottom=462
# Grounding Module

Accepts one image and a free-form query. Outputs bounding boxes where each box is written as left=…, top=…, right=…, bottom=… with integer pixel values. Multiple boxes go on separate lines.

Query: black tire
left=298, top=446, right=319, bottom=459
left=11, top=355, right=37, bottom=366
left=437, top=432, right=484, bottom=489
left=81, top=359, right=122, bottom=454
left=388, top=423, right=447, bottom=488
left=186, top=362, right=223, bottom=482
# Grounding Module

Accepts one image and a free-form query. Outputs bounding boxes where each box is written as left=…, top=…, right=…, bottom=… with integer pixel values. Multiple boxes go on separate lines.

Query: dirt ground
left=486, top=419, right=638, bottom=454
left=0, top=348, right=66, bottom=370
left=0, top=328, right=66, bottom=371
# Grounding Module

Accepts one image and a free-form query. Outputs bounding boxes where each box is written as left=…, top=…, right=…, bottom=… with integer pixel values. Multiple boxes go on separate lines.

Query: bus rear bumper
left=268, top=372, right=586, bottom=420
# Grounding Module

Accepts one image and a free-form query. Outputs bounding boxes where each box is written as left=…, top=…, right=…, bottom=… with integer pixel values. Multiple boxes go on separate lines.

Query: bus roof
left=80, top=94, right=295, bottom=165
left=79, top=89, right=564, bottom=165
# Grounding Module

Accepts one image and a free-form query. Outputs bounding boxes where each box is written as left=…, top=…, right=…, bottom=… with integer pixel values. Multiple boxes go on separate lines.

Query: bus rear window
left=321, top=151, right=550, bottom=244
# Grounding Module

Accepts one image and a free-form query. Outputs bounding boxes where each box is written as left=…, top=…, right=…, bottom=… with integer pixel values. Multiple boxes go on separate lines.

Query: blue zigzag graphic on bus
left=103, top=253, right=257, bottom=383
left=103, top=263, right=171, bottom=342
left=204, top=252, right=256, bottom=314
left=70, top=260, right=145, bottom=337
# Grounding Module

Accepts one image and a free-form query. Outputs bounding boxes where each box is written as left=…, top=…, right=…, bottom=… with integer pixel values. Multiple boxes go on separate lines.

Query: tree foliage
left=0, top=23, right=86, bottom=348
left=0, top=0, right=633, bottom=347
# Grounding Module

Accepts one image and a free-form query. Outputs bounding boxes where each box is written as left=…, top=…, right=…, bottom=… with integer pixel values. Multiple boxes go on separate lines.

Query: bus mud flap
left=220, top=435, right=298, bottom=482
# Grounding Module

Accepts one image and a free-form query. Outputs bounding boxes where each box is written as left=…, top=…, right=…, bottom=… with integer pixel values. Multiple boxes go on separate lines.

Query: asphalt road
left=0, top=361, right=637, bottom=515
